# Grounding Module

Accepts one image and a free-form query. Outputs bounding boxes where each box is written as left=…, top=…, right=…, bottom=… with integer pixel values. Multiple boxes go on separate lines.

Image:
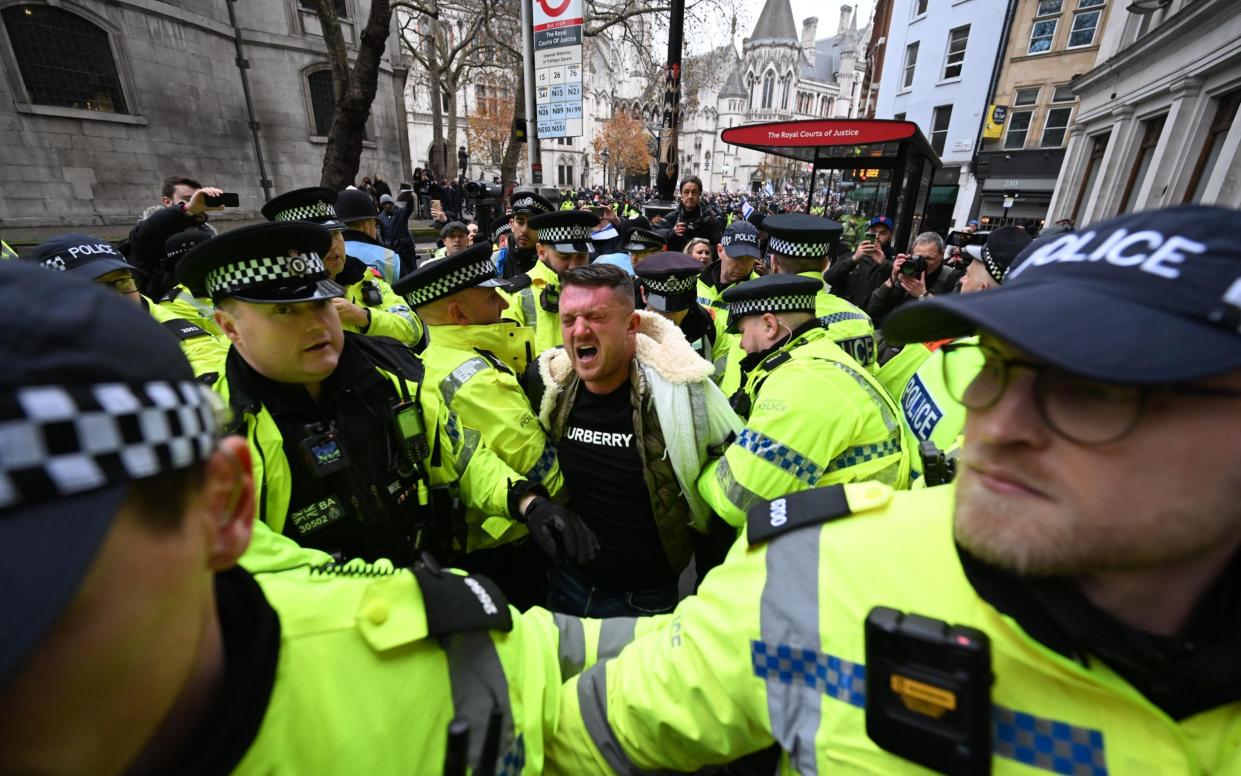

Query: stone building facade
left=0, top=0, right=407, bottom=228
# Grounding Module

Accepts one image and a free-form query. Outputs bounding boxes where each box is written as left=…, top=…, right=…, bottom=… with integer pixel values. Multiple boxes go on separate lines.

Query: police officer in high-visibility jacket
left=0, top=260, right=576, bottom=774
left=763, top=212, right=878, bottom=371
left=891, top=226, right=1032, bottom=480
left=497, top=190, right=556, bottom=279
left=698, top=274, right=910, bottom=527
left=547, top=205, right=1241, bottom=775
left=24, top=232, right=228, bottom=377
left=394, top=242, right=564, bottom=609
left=262, top=187, right=422, bottom=347
left=177, top=221, right=597, bottom=570
left=634, top=251, right=730, bottom=382
left=500, top=209, right=599, bottom=357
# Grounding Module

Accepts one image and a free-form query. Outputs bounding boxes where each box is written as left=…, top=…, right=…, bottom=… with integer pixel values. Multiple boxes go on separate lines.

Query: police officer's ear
left=198, top=436, right=255, bottom=571
left=446, top=300, right=471, bottom=327
left=214, top=300, right=242, bottom=345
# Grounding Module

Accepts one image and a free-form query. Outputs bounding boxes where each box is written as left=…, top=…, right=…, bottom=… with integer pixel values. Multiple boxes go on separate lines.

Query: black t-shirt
left=557, top=379, right=673, bottom=590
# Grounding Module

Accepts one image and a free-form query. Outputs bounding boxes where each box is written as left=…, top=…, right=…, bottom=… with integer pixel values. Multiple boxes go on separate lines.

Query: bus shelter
left=720, top=119, right=941, bottom=248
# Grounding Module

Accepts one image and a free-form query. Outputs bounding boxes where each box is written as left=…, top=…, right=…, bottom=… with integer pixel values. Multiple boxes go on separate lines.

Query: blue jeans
left=546, top=563, right=678, bottom=617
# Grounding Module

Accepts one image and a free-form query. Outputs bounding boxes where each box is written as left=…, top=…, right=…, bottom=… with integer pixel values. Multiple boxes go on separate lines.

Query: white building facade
left=1045, top=0, right=1241, bottom=224
left=874, top=0, right=1009, bottom=233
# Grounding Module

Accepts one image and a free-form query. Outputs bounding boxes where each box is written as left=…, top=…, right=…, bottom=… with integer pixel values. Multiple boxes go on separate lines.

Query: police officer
left=0, top=260, right=576, bottom=774
left=336, top=188, right=403, bottom=283
left=501, top=209, right=599, bottom=356
left=634, top=251, right=729, bottom=381
left=1, top=238, right=17, bottom=260
left=622, top=227, right=665, bottom=271
left=547, top=205, right=1241, bottom=775
left=263, top=187, right=421, bottom=347
left=500, top=190, right=556, bottom=279
left=763, top=212, right=878, bottom=371
left=25, top=232, right=228, bottom=377
left=697, top=274, right=910, bottom=527
left=882, top=225, right=1033, bottom=480
left=159, top=229, right=223, bottom=338
left=177, top=221, right=596, bottom=569
left=697, top=220, right=761, bottom=321
left=394, top=242, right=564, bottom=608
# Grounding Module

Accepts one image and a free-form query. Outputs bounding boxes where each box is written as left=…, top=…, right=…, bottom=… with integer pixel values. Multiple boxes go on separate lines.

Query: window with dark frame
left=902, top=42, right=919, bottom=89
left=1184, top=89, right=1241, bottom=203
left=307, top=69, right=367, bottom=139
left=1072, top=132, right=1109, bottom=221
left=300, top=0, right=348, bottom=19
left=942, top=25, right=970, bottom=81
left=1118, top=115, right=1166, bottom=213
left=2, top=5, right=129, bottom=114
left=931, top=104, right=952, bottom=156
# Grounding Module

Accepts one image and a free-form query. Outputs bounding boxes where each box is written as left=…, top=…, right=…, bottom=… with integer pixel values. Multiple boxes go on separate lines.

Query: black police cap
left=763, top=213, right=843, bottom=259
left=164, top=229, right=212, bottom=269
left=529, top=210, right=600, bottom=254
left=262, top=186, right=346, bottom=230
left=335, top=188, right=379, bottom=223
left=634, top=251, right=703, bottom=312
left=392, top=241, right=516, bottom=308
left=509, top=191, right=554, bottom=216
left=24, top=233, right=135, bottom=281
left=177, top=222, right=341, bottom=304
left=623, top=228, right=665, bottom=253
left=721, top=273, right=821, bottom=332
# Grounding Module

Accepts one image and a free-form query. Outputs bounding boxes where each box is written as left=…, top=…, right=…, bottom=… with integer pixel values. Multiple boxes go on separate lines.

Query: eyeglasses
left=98, top=275, right=138, bottom=294
left=941, top=342, right=1241, bottom=445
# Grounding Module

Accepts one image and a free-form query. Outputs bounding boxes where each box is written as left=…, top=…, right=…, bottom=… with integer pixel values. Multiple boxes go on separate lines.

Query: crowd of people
left=1, top=168, right=1238, bottom=774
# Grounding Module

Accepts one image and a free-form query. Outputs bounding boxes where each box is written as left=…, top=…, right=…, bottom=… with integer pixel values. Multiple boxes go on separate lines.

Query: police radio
left=919, top=441, right=958, bottom=487
left=865, top=607, right=993, bottom=776
left=360, top=280, right=383, bottom=307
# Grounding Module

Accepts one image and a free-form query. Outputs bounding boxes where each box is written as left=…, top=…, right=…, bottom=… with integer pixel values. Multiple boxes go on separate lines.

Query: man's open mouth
left=576, top=345, right=598, bottom=362
left=305, top=341, right=330, bottom=353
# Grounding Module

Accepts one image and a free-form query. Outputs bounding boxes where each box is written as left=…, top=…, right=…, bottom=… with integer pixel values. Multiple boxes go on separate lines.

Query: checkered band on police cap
left=727, top=292, right=817, bottom=320
left=269, top=201, right=338, bottom=224
left=640, top=274, right=699, bottom=296
left=204, top=252, right=326, bottom=297
left=0, top=380, right=223, bottom=510
left=402, top=252, right=497, bottom=308
left=511, top=194, right=553, bottom=214
left=41, top=257, right=67, bottom=272
left=768, top=235, right=831, bottom=258
left=538, top=224, right=594, bottom=245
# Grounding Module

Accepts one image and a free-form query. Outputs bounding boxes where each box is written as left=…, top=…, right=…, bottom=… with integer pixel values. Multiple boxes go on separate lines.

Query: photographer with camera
left=866, top=231, right=962, bottom=326
left=668, top=176, right=724, bottom=253
left=825, top=215, right=896, bottom=310
left=128, top=176, right=228, bottom=299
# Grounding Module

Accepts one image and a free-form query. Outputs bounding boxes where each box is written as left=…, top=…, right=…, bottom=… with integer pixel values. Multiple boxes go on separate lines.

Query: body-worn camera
left=900, top=255, right=929, bottom=277
left=865, top=607, right=993, bottom=776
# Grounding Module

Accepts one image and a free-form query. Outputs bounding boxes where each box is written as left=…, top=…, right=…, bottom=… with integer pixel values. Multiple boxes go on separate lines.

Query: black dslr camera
left=900, top=254, right=929, bottom=278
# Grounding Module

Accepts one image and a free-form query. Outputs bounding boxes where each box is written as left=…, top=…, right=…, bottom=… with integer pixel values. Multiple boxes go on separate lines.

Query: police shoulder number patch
left=412, top=565, right=513, bottom=637
left=746, top=482, right=893, bottom=544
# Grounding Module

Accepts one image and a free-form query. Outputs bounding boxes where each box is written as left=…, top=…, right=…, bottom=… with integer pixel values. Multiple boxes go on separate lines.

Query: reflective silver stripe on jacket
left=457, top=427, right=480, bottom=475
left=444, top=630, right=517, bottom=773
left=714, top=456, right=765, bottom=513
left=520, top=288, right=537, bottom=329
left=554, top=612, right=586, bottom=679
left=576, top=660, right=652, bottom=775
left=440, top=356, right=490, bottom=408
left=598, top=617, right=638, bottom=660
left=758, top=528, right=823, bottom=775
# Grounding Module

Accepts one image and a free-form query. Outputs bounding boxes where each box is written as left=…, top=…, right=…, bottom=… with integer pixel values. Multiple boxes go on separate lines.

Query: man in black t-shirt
left=524, top=264, right=741, bottom=617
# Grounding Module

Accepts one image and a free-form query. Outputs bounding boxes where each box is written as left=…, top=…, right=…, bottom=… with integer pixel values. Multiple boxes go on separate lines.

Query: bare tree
left=311, top=0, right=396, bottom=190
left=394, top=0, right=492, bottom=179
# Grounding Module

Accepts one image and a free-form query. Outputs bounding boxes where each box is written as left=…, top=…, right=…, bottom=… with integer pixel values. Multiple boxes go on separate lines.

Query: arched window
left=307, top=68, right=367, bottom=139
left=2, top=4, right=128, bottom=113
left=780, top=75, right=791, bottom=111
left=761, top=71, right=775, bottom=110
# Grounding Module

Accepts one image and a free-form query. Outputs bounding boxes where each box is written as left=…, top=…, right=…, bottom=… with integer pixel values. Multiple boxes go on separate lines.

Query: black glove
left=523, top=497, right=599, bottom=565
